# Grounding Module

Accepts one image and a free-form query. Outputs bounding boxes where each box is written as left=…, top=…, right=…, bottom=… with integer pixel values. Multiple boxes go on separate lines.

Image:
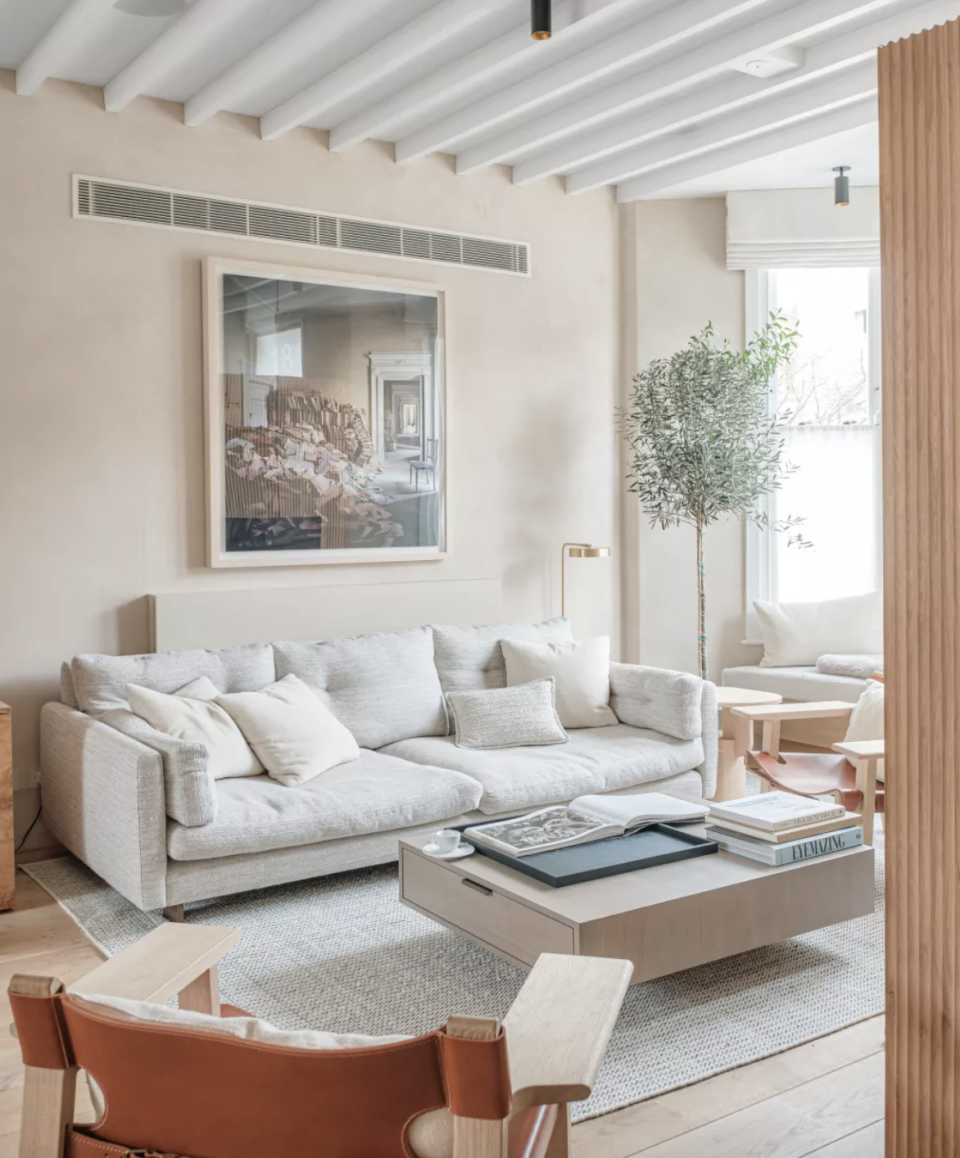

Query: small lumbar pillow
left=215, top=674, right=360, bottom=787
left=126, top=676, right=263, bottom=780
left=501, top=636, right=617, bottom=729
left=446, top=678, right=567, bottom=750
left=844, top=678, right=885, bottom=782
left=755, top=591, right=883, bottom=668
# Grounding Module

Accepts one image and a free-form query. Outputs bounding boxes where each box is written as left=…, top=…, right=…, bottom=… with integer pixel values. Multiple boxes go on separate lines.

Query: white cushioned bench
left=721, top=664, right=867, bottom=704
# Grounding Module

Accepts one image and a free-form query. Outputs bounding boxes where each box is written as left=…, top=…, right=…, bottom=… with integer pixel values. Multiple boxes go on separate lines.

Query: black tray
left=462, top=823, right=718, bottom=887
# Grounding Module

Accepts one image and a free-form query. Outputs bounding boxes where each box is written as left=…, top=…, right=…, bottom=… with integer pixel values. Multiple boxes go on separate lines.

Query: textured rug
left=23, top=824, right=885, bottom=1122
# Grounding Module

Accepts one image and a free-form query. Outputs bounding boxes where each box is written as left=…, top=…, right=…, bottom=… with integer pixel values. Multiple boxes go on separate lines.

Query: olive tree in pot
left=620, top=314, right=806, bottom=681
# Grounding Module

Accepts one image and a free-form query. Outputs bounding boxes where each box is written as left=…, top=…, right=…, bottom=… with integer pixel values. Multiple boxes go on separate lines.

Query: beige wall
left=619, top=198, right=761, bottom=681
left=0, top=72, right=621, bottom=810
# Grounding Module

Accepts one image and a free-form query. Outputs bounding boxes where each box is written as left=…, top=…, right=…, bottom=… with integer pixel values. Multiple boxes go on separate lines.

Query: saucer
left=423, top=842, right=475, bottom=860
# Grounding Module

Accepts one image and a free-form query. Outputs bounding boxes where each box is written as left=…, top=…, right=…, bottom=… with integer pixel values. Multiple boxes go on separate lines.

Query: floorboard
left=0, top=870, right=884, bottom=1156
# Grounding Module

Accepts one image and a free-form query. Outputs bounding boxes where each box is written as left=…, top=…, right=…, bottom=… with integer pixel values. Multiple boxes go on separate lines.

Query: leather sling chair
left=9, top=922, right=632, bottom=1158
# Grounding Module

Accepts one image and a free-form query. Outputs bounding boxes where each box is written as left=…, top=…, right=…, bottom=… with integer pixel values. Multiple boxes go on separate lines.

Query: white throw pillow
left=844, top=678, right=885, bottom=782
left=501, top=637, right=617, bottom=729
left=755, top=592, right=883, bottom=668
left=215, top=674, right=360, bottom=787
left=126, top=676, right=263, bottom=780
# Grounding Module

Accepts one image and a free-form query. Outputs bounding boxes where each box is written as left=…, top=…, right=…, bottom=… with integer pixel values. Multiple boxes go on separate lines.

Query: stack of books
left=706, top=792, right=863, bottom=866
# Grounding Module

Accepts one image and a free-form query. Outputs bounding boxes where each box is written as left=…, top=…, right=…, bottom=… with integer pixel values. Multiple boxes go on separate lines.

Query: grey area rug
left=23, top=824, right=885, bottom=1123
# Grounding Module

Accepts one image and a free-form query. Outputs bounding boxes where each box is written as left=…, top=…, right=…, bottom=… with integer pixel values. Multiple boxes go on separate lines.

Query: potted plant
left=620, top=314, right=805, bottom=680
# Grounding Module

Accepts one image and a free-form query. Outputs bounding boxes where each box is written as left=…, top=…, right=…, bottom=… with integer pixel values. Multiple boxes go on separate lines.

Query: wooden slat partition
left=879, top=17, right=960, bottom=1156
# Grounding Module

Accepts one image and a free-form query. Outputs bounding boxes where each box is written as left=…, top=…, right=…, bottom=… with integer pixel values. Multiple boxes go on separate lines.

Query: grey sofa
left=41, top=617, right=718, bottom=913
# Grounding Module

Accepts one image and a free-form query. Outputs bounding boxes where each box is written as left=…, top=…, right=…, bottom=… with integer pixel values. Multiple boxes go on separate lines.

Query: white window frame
left=743, top=267, right=882, bottom=642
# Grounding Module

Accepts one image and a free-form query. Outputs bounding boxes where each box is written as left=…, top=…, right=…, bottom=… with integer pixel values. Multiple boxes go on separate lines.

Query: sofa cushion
left=431, top=617, right=573, bottom=694
left=274, top=628, right=446, bottom=749
left=71, top=644, right=276, bottom=715
left=381, top=724, right=704, bottom=815
left=167, top=749, right=483, bottom=861
left=502, top=636, right=617, bottom=729
left=609, top=664, right=703, bottom=741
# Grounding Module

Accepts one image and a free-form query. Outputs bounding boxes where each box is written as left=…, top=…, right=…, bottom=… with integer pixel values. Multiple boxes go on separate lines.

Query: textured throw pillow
left=755, top=592, right=883, bottom=668
left=446, top=678, right=567, bottom=750
left=501, top=636, right=616, bottom=729
left=844, top=678, right=885, bottom=782
left=215, top=674, right=360, bottom=787
left=126, top=676, right=263, bottom=780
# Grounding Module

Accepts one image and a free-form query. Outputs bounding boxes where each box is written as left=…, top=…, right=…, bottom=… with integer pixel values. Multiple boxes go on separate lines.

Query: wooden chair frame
left=731, top=701, right=885, bottom=844
left=10, top=924, right=631, bottom=1158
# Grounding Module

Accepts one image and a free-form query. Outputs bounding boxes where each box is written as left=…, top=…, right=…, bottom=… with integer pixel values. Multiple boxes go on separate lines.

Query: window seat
left=721, top=664, right=867, bottom=704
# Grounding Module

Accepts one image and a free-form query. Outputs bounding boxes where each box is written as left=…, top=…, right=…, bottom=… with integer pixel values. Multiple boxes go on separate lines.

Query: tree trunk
left=696, top=520, right=707, bottom=681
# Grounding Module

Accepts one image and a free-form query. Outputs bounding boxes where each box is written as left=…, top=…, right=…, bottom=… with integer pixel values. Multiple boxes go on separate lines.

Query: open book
left=464, top=793, right=709, bottom=858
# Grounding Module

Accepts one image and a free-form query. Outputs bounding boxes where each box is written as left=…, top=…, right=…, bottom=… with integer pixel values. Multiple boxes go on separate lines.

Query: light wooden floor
left=0, top=869, right=885, bottom=1157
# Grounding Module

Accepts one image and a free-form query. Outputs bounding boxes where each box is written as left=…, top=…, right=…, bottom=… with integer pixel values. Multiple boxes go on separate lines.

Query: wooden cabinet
left=0, top=702, right=12, bottom=911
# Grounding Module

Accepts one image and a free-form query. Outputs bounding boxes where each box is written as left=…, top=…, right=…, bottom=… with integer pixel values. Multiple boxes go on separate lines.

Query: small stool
left=714, top=687, right=783, bottom=801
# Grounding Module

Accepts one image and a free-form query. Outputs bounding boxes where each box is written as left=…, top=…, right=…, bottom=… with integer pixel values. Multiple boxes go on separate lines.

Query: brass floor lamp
left=561, top=542, right=611, bottom=617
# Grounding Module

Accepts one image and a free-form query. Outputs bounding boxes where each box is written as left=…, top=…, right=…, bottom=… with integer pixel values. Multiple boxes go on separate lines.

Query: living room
left=0, top=1, right=955, bottom=1155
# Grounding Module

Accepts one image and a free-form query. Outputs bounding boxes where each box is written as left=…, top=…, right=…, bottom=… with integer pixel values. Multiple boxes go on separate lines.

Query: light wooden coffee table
left=399, top=831, right=874, bottom=985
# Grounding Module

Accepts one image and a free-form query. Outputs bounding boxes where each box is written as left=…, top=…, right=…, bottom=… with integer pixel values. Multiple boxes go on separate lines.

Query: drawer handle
left=462, top=878, right=493, bottom=897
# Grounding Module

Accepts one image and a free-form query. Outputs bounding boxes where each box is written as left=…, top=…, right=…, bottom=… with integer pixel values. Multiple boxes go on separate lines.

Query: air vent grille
left=74, top=176, right=530, bottom=276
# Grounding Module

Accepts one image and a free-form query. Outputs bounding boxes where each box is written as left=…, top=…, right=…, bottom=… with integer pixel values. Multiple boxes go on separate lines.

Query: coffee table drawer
left=401, top=849, right=575, bottom=966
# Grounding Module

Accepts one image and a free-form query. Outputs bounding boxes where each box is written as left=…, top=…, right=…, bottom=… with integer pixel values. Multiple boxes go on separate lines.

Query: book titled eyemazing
left=706, top=823, right=863, bottom=866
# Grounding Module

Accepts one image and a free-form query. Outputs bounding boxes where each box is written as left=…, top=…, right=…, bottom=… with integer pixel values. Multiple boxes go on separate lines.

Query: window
left=745, top=267, right=882, bottom=636
left=256, top=327, right=303, bottom=376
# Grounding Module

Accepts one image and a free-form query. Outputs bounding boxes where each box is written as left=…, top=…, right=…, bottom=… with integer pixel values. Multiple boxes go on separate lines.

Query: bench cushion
left=166, top=749, right=482, bottom=861
left=381, top=725, right=704, bottom=815
left=274, top=628, right=446, bottom=749
left=721, top=664, right=866, bottom=704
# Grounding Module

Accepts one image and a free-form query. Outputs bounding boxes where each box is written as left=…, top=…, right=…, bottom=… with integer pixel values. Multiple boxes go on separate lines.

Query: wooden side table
left=714, top=687, right=783, bottom=801
left=0, top=701, right=13, bottom=911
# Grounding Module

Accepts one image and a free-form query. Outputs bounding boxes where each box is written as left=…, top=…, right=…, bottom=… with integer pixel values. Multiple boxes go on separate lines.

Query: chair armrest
left=502, top=954, right=632, bottom=1110
left=730, top=701, right=855, bottom=723
left=69, top=923, right=241, bottom=1004
left=833, top=739, right=885, bottom=760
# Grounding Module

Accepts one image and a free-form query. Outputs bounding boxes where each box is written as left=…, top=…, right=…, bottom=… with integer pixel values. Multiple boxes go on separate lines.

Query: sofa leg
left=162, top=904, right=185, bottom=923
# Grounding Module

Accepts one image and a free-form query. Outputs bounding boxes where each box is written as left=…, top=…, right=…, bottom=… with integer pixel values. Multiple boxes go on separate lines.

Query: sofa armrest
left=101, top=708, right=217, bottom=828
left=609, top=663, right=703, bottom=741
left=40, top=703, right=169, bottom=911
left=699, top=680, right=718, bottom=800
left=502, top=954, right=632, bottom=1110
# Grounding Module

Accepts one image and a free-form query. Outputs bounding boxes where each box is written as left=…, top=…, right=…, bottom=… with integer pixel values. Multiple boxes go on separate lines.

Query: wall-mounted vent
left=73, top=176, right=530, bottom=277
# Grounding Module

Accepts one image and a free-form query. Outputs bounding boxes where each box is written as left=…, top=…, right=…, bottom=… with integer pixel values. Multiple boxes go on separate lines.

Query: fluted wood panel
left=879, top=18, right=960, bottom=1157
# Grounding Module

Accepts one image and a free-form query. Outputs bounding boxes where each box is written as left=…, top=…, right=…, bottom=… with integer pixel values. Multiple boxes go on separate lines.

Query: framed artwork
left=203, top=258, right=446, bottom=567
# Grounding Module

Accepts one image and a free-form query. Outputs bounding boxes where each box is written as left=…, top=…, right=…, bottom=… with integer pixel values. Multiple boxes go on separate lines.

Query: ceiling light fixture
left=531, top=0, right=551, bottom=40
left=833, top=165, right=851, bottom=207
left=114, top=0, right=185, bottom=15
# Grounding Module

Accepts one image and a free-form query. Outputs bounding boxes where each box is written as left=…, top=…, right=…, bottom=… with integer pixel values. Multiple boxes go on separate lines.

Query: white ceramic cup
left=434, top=829, right=461, bottom=854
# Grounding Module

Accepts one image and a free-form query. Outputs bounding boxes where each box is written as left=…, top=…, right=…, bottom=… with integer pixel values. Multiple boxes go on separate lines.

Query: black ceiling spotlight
left=532, top=0, right=552, bottom=40
left=833, top=165, right=851, bottom=207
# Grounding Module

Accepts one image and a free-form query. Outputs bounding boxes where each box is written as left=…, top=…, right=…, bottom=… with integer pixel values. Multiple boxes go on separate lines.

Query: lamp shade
left=833, top=166, right=851, bottom=207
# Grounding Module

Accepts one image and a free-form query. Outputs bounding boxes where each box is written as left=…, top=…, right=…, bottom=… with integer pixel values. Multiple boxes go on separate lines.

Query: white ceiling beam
left=616, top=96, right=878, bottom=201
left=184, top=0, right=390, bottom=129
left=452, top=0, right=897, bottom=175
left=103, top=0, right=263, bottom=113
left=327, top=0, right=636, bottom=154
left=16, top=0, right=116, bottom=96
left=259, top=0, right=510, bottom=142
left=514, top=0, right=957, bottom=185
left=568, top=59, right=877, bottom=193
left=393, top=0, right=773, bottom=165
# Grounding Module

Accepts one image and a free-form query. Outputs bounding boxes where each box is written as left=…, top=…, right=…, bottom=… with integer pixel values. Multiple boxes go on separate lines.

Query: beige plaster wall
left=0, top=72, right=621, bottom=809
left=619, top=198, right=762, bottom=681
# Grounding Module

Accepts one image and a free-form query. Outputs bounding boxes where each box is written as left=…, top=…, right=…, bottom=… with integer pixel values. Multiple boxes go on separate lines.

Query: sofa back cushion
left=71, top=644, right=276, bottom=715
left=431, top=618, right=574, bottom=693
left=274, top=627, right=446, bottom=750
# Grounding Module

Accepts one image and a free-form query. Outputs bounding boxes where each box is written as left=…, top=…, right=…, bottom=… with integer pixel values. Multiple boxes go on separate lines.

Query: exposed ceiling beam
left=513, top=0, right=956, bottom=186
left=568, top=60, right=877, bottom=193
left=104, top=0, right=263, bottom=113
left=184, top=0, right=391, bottom=129
left=393, top=0, right=772, bottom=165
left=259, top=0, right=510, bottom=141
left=327, top=0, right=636, bottom=154
left=452, top=0, right=897, bottom=175
left=616, top=96, right=878, bottom=201
left=16, top=0, right=116, bottom=96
